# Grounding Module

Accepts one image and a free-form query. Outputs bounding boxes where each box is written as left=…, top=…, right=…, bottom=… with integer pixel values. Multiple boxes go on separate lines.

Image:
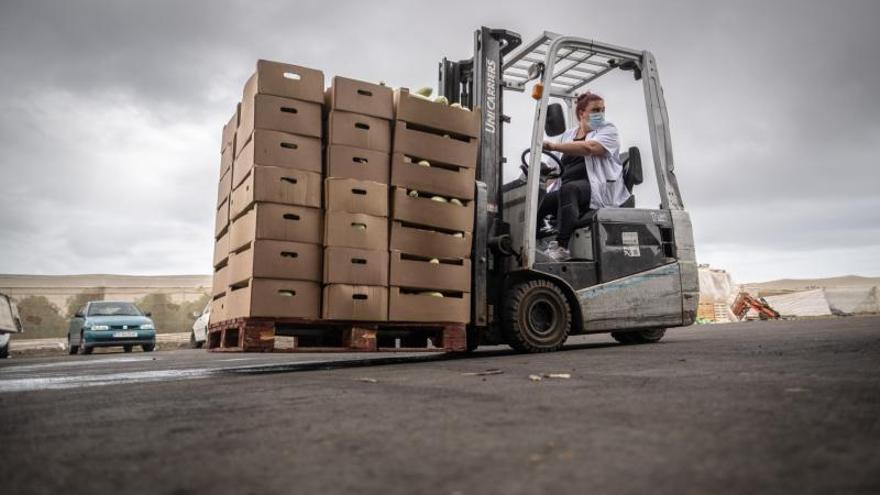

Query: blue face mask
left=589, top=112, right=605, bottom=128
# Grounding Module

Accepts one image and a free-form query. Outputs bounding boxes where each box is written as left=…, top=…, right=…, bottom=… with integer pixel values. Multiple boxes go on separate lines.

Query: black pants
left=537, top=179, right=591, bottom=248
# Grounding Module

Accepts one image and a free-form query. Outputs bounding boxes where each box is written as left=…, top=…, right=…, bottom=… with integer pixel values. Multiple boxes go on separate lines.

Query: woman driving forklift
left=539, top=91, right=631, bottom=261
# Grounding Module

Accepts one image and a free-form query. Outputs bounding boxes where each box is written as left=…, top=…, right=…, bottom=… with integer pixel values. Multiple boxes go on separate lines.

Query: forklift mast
left=439, top=27, right=521, bottom=329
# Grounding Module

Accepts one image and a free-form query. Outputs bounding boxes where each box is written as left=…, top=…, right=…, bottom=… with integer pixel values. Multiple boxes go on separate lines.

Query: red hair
left=575, top=92, right=603, bottom=117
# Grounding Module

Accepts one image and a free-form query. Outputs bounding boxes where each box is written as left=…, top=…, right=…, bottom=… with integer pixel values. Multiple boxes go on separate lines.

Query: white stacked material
left=698, top=266, right=738, bottom=323
left=698, top=267, right=736, bottom=303
left=825, top=286, right=880, bottom=315
left=763, top=289, right=832, bottom=318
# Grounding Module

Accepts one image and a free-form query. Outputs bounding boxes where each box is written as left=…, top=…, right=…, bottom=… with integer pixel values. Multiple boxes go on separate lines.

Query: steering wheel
left=520, top=147, right=562, bottom=178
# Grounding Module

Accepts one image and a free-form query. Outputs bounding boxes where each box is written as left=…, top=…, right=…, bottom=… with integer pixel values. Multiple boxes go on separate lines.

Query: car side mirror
left=144, top=312, right=152, bottom=317
left=545, top=103, right=566, bottom=137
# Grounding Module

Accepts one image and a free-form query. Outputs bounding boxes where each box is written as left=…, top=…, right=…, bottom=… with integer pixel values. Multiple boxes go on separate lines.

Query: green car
left=68, top=301, right=157, bottom=355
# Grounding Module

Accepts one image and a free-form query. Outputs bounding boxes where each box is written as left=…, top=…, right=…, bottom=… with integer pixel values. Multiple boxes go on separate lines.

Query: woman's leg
left=556, top=179, right=591, bottom=248
left=536, top=189, right=559, bottom=234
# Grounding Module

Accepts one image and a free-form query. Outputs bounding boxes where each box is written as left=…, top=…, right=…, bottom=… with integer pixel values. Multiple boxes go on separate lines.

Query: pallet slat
left=207, top=317, right=466, bottom=353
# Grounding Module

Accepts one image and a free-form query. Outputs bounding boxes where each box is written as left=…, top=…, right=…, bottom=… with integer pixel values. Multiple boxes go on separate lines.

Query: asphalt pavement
left=1, top=316, right=878, bottom=494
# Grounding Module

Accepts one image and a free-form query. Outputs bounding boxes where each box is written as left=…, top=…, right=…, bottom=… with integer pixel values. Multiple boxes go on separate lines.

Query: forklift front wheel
left=611, top=329, right=666, bottom=345
left=503, top=279, right=572, bottom=353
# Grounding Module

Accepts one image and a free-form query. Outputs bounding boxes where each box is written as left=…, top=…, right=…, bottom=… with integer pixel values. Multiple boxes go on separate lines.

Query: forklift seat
left=622, top=146, right=643, bottom=194
left=572, top=146, right=641, bottom=226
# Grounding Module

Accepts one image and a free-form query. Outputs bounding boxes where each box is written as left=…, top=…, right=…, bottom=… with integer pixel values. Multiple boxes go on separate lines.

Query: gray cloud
left=0, top=0, right=878, bottom=282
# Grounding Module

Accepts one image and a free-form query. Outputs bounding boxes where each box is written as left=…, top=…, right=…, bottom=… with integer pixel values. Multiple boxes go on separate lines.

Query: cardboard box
left=323, top=211, right=388, bottom=250
left=230, top=203, right=322, bottom=252
left=390, top=221, right=472, bottom=259
left=237, top=95, right=322, bottom=156
left=388, top=287, right=470, bottom=323
left=230, top=166, right=322, bottom=220
left=323, top=247, right=389, bottom=286
left=389, top=251, right=471, bottom=292
left=243, top=60, right=324, bottom=105
left=390, top=153, right=475, bottom=200
left=215, top=198, right=230, bottom=239
left=324, top=177, right=388, bottom=217
left=327, top=111, right=391, bottom=152
left=218, top=167, right=232, bottom=208
left=322, top=284, right=388, bottom=321
left=393, top=88, right=481, bottom=138
left=326, top=76, right=393, bottom=120
left=221, top=104, right=240, bottom=153
left=233, top=130, right=322, bottom=187
left=226, top=278, right=321, bottom=319
left=220, top=144, right=234, bottom=179
left=392, top=120, right=478, bottom=169
left=391, top=187, right=474, bottom=233
left=228, top=240, right=322, bottom=286
left=209, top=295, right=227, bottom=325
left=325, top=145, right=390, bottom=184
left=213, top=230, right=230, bottom=269
left=212, top=264, right=229, bottom=298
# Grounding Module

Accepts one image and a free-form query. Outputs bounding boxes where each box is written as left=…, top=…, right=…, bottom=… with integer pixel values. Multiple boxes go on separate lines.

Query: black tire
left=465, top=327, right=480, bottom=353
left=142, top=344, right=155, bottom=352
left=503, top=279, right=572, bottom=353
left=611, top=328, right=666, bottom=345
left=123, top=345, right=133, bottom=353
left=79, top=333, right=93, bottom=355
left=68, top=335, right=79, bottom=355
left=0, top=342, right=8, bottom=359
left=190, top=331, right=204, bottom=349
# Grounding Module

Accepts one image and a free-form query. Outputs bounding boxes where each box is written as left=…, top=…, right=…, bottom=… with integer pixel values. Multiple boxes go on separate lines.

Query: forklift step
left=206, top=317, right=466, bottom=353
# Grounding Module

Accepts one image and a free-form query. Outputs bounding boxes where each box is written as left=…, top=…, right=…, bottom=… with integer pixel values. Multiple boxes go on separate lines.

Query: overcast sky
left=0, top=0, right=878, bottom=283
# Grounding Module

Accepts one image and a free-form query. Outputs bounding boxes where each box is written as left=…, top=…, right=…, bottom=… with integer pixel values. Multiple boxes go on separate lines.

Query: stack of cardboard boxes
left=218, top=60, right=326, bottom=321
left=211, top=107, right=240, bottom=322
left=387, top=89, right=481, bottom=323
left=322, top=77, right=394, bottom=321
left=210, top=60, right=481, bottom=328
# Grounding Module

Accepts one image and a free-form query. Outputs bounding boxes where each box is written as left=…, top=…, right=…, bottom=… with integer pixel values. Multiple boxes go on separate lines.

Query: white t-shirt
left=554, top=123, right=631, bottom=209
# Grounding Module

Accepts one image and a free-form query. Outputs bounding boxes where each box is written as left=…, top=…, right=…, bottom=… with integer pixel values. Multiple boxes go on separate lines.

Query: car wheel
left=68, top=335, right=79, bottom=355
left=611, top=328, right=666, bottom=345
left=0, top=342, right=8, bottom=359
left=79, top=333, right=93, bottom=355
left=142, top=343, right=155, bottom=352
left=190, top=331, right=203, bottom=349
left=503, top=279, right=572, bottom=353
left=123, top=345, right=133, bottom=353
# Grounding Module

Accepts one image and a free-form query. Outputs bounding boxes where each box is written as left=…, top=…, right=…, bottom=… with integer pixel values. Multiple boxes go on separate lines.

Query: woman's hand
left=542, top=141, right=556, bottom=152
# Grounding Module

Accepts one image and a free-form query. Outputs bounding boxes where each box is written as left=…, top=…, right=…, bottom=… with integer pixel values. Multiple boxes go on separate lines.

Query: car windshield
left=87, top=302, right=143, bottom=317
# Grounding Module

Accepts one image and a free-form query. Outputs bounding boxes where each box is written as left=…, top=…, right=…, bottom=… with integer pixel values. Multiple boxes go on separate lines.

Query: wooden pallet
left=206, top=317, right=467, bottom=353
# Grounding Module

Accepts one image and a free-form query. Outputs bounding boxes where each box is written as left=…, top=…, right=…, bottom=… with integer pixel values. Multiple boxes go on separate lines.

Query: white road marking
left=0, top=356, right=157, bottom=373
left=0, top=368, right=212, bottom=392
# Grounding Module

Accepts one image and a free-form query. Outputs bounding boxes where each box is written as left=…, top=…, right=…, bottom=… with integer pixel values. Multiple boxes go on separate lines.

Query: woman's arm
left=543, top=139, right=606, bottom=156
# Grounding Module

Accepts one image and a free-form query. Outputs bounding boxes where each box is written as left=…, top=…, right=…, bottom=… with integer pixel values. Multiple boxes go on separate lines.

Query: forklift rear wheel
left=504, top=279, right=572, bottom=353
left=611, top=329, right=666, bottom=345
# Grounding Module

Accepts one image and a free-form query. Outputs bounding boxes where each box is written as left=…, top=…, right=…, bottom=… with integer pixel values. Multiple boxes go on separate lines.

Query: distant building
left=0, top=274, right=211, bottom=310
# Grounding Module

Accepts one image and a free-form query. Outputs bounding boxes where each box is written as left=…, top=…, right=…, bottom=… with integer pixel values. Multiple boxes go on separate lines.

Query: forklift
left=439, top=27, right=699, bottom=352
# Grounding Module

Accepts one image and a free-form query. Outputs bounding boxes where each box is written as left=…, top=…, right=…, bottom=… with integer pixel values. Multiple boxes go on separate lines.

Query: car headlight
left=91, top=325, right=110, bottom=330
left=140, top=323, right=155, bottom=330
